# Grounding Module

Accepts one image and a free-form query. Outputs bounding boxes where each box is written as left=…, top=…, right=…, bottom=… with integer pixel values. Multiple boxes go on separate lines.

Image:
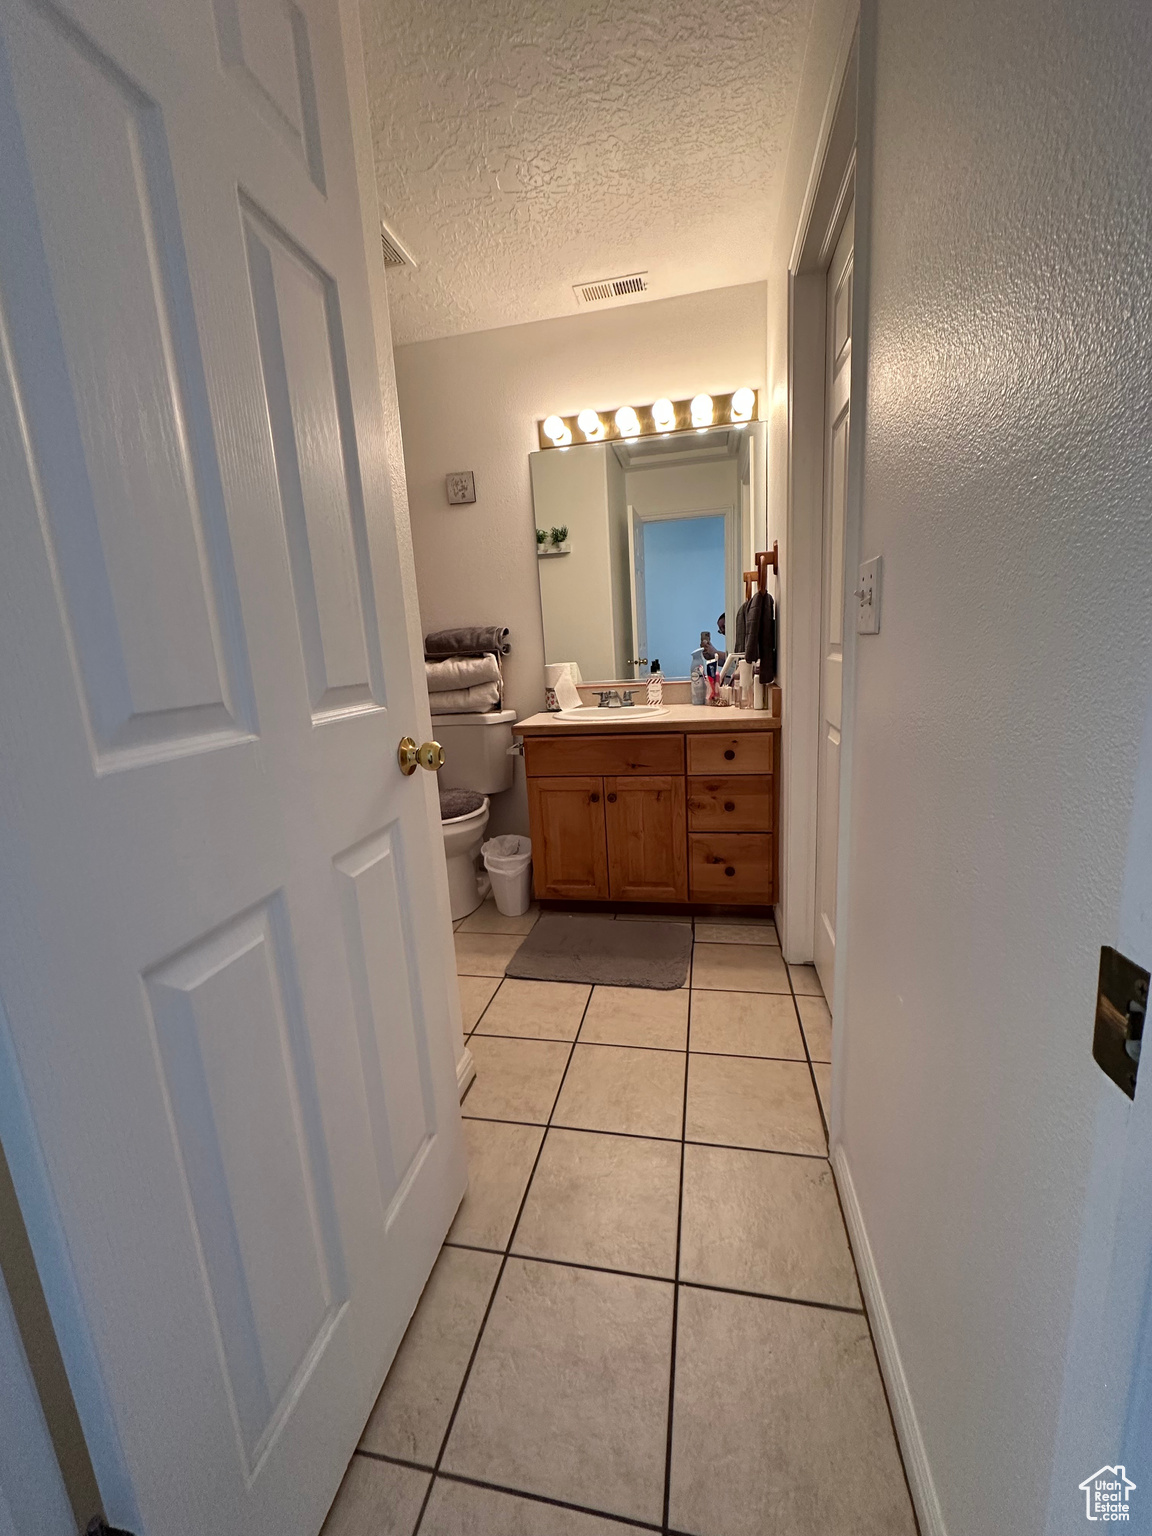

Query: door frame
left=628, top=503, right=740, bottom=676
left=778, top=17, right=859, bottom=986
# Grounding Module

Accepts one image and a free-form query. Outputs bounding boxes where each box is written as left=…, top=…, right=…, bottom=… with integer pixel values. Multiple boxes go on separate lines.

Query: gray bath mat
left=505, top=913, right=691, bottom=990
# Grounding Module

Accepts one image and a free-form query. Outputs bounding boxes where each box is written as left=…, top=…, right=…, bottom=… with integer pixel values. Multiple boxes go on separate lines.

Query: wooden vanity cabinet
left=524, top=727, right=778, bottom=907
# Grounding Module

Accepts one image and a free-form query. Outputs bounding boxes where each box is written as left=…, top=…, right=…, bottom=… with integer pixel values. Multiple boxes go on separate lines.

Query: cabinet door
left=528, top=776, right=610, bottom=899
left=605, top=776, right=688, bottom=903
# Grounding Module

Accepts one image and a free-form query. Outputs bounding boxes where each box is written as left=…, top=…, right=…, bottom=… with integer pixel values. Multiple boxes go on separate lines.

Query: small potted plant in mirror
left=538, top=525, right=570, bottom=557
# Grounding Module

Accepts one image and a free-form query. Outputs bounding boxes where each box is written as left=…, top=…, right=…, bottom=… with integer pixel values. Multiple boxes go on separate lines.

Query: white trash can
left=481, top=835, right=533, bottom=917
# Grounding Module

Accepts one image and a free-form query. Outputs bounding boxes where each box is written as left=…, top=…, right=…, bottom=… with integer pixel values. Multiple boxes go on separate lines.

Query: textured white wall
left=838, top=3, right=1152, bottom=1533
left=394, top=284, right=767, bottom=833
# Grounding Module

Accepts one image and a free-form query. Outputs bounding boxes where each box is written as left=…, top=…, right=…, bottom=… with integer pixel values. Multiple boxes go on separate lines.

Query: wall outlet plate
left=857, top=555, right=882, bottom=634
left=446, top=470, right=476, bottom=504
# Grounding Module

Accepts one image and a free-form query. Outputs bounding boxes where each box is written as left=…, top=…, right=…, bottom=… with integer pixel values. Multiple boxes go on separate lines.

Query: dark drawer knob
left=606, top=792, right=617, bottom=802
left=725, top=866, right=736, bottom=877
left=724, top=748, right=736, bottom=760
left=724, top=801, right=735, bottom=812
left=589, top=792, right=600, bottom=803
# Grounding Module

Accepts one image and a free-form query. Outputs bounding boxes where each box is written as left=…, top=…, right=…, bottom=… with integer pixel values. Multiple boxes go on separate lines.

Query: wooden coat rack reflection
left=743, top=540, right=779, bottom=601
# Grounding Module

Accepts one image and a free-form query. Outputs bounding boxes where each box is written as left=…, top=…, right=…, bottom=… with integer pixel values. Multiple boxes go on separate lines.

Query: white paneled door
left=813, top=203, right=854, bottom=995
left=0, top=2, right=465, bottom=1533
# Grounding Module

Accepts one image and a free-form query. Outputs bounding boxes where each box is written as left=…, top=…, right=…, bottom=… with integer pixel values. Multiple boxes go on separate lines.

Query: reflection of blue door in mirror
left=633, top=514, right=727, bottom=679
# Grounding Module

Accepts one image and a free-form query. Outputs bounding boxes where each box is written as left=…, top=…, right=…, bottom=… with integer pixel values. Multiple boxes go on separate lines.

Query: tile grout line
left=823, top=1137, right=926, bottom=1535
left=359, top=1448, right=666, bottom=1534
left=660, top=943, right=692, bottom=1536
left=460, top=1112, right=831, bottom=1160
left=441, top=1240, right=867, bottom=1314
left=782, top=948, right=924, bottom=1533
left=786, top=961, right=829, bottom=1147
left=469, top=1029, right=818, bottom=1064
left=464, top=973, right=506, bottom=1040
left=409, top=979, right=596, bottom=1536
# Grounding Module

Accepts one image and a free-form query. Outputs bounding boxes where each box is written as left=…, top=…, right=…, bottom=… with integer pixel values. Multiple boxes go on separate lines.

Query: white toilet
left=435, top=708, right=517, bottom=920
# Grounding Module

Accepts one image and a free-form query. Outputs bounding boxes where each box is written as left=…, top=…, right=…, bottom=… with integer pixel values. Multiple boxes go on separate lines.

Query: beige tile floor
left=324, top=903, right=917, bottom=1536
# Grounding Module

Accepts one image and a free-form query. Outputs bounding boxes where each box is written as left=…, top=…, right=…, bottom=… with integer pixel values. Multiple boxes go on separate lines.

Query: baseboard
left=456, top=1045, right=475, bottom=1101
left=831, top=1143, right=948, bottom=1536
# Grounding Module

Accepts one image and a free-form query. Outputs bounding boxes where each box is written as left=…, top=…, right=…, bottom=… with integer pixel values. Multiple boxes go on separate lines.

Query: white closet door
left=814, top=201, right=854, bottom=994
left=0, top=1, right=464, bottom=1532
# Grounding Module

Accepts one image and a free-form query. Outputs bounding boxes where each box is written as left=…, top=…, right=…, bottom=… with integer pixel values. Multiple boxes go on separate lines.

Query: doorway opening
left=629, top=509, right=729, bottom=679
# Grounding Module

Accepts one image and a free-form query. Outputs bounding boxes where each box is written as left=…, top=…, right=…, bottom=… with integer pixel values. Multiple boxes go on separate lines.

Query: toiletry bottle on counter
left=647, top=660, right=663, bottom=707
left=690, top=644, right=707, bottom=705
left=738, top=657, right=754, bottom=709
left=718, top=652, right=741, bottom=708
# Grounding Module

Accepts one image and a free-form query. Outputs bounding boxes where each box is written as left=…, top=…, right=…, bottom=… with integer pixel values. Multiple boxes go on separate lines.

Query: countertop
left=515, top=703, right=781, bottom=735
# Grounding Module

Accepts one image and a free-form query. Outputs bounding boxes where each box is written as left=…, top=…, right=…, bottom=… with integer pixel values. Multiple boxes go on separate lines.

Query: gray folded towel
left=429, top=681, right=502, bottom=714
left=425, top=625, right=510, bottom=657
left=426, top=654, right=501, bottom=693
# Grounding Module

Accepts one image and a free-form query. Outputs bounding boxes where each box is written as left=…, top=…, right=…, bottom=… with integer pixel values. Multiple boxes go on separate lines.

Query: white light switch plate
left=857, top=555, right=882, bottom=634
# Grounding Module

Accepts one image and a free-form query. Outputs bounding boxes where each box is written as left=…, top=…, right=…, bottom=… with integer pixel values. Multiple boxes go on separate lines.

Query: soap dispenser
left=647, top=659, right=663, bottom=707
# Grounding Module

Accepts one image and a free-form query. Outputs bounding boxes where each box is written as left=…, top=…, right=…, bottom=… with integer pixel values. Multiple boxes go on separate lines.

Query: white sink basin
left=556, top=705, right=668, bottom=721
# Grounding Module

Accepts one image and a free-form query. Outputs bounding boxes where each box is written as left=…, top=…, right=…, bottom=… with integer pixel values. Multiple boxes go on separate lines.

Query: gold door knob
left=397, top=737, right=445, bottom=775
left=397, top=736, right=419, bottom=775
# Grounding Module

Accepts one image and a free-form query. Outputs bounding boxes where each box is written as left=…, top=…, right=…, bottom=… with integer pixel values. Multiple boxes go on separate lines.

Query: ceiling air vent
left=573, top=271, right=649, bottom=306
left=379, top=218, right=416, bottom=270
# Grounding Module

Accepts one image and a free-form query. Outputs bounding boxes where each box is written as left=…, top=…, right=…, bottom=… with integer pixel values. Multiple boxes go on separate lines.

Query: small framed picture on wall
left=446, top=471, right=476, bottom=504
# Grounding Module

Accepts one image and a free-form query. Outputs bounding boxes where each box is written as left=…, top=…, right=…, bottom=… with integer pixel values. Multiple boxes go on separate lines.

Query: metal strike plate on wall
left=1093, top=946, right=1150, bottom=1100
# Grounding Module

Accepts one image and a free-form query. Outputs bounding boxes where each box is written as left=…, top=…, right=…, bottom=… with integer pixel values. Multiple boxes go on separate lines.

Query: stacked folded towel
left=426, top=654, right=501, bottom=693
left=425, top=629, right=509, bottom=715
left=425, top=625, right=511, bottom=658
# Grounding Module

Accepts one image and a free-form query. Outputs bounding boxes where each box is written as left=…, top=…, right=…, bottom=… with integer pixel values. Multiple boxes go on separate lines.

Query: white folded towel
left=426, top=654, right=501, bottom=693
left=429, top=681, right=502, bottom=714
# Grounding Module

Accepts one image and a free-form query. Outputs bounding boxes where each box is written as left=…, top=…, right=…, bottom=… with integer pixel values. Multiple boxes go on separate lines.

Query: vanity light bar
left=536, top=389, right=759, bottom=450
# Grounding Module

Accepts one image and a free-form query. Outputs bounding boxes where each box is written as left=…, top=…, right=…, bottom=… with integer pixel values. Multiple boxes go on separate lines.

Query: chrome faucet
left=595, top=689, right=623, bottom=708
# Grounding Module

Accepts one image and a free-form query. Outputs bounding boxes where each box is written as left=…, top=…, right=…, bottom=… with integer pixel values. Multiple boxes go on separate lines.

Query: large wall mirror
left=530, top=421, right=766, bottom=681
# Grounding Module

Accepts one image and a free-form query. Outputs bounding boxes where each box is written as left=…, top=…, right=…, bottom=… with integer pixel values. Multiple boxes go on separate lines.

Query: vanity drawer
left=524, top=733, right=685, bottom=778
left=686, top=731, right=774, bottom=776
left=687, top=776, right=774, bottom=833
left=689, top=833, right=775, bottom=903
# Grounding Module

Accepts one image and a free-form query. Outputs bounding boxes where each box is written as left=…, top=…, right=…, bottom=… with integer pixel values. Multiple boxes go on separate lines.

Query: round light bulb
left=652, top=398, right=676, bottom=431
left=577, top=409, right=604, bottom=441
left=615, top=405, right=640, bottom=438
left=690, top=393, right=714, bottom=427
left=543, top=414, right=572, bottom=446
left=730, top=387, right=755, bottom=423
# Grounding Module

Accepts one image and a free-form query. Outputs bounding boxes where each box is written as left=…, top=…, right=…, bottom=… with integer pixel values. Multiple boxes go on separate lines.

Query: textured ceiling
left=361, top=0, right=814, bottom=344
